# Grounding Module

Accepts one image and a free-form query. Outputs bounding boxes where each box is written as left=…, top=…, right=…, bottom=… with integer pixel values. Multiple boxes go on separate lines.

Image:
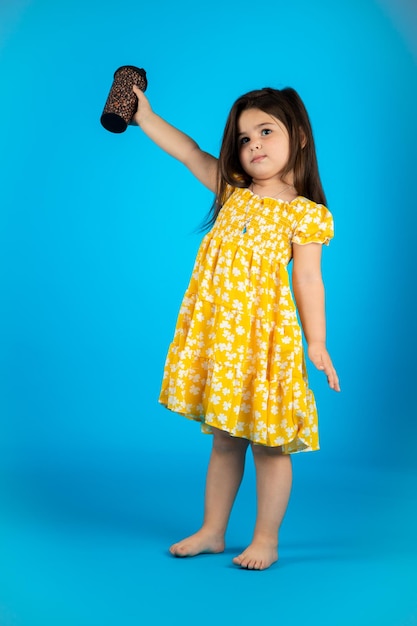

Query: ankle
left=251, top=531, right=278, bottom=547
left=200, top=524, right=226, bottom=540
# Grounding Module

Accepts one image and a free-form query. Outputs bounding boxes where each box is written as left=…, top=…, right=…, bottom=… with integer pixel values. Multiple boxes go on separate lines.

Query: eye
left=239, top=136, right=249, bottom=145
left=261, top=128, right=272, bottom=136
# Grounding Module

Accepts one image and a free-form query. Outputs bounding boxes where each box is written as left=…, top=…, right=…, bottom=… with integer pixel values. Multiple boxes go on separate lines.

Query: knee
left=251, top=442, right=284, bottom=458
left=212, top=428, right=249, bottom=454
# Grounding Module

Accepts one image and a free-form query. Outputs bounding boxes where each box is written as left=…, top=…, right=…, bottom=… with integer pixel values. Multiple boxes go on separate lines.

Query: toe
left=169, top=544, right=177, bottom=553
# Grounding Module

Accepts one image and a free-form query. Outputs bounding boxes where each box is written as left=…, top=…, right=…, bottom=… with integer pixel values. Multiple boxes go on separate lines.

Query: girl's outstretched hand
left=308, top=341, right=340, bottom=392
left=132, top=85, right=152, bottom=126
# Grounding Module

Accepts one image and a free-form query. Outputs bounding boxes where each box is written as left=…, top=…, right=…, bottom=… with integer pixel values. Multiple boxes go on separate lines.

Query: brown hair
left=203, top=87, right=327, bottom=230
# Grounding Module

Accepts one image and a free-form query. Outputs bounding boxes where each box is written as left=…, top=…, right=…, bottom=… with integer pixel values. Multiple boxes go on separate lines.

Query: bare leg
left=233, top=444, right=292, bottom=570
left=170, top=428, right=249, bottom=557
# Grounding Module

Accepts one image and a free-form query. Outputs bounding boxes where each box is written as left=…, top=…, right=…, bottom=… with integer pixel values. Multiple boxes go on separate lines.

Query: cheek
left=238, top=148, right=247, bottom=164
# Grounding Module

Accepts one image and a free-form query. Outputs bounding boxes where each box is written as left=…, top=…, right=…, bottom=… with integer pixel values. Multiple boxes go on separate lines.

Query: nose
left=249, top=138, right=261, bottom=150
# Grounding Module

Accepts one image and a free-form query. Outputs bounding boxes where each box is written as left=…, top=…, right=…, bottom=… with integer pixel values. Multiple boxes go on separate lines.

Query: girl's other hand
left=308, top=342, right=341, bottom=392
left=132, top=85, right=152, bottom=126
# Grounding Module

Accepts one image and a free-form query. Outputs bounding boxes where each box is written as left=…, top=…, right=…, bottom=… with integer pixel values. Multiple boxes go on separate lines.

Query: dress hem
left=159, top=401, right=320, bottom=454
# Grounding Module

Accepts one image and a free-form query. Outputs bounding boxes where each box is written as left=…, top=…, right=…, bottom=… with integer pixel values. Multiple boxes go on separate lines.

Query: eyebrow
left=237, top=122, right=278, bottom=137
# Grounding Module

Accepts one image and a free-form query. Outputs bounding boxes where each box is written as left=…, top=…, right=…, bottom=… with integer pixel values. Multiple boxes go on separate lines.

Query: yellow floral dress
left=159, top=187, right=334, bottom=453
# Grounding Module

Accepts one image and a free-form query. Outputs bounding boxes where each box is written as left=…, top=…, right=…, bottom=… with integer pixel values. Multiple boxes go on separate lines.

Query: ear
left=299, top=127, right=307, bottom=149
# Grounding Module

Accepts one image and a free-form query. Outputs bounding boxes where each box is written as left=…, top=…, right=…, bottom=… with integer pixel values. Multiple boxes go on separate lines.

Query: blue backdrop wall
left=1, top=0, right=416, bottom=474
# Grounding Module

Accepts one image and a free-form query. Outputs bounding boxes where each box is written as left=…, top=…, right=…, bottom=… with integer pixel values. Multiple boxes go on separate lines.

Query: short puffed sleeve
left=220, top=183, right=236, bottom=206
left=292, top=201, right=334, bottom=246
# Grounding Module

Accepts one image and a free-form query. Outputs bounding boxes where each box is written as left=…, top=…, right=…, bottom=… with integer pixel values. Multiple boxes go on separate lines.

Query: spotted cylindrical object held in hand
left=100, top=66, right=147, bottom=133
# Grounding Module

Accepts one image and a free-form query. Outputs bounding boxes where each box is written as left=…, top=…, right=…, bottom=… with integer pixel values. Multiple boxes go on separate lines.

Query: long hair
left=202, top=87, right=327, bottom=230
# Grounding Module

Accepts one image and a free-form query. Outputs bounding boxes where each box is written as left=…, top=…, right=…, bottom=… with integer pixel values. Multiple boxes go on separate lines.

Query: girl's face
left=237, top=108, right=291, bottom=183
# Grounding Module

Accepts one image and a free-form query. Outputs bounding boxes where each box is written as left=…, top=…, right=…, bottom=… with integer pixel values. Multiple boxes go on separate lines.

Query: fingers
left=132, top=85, right=145, bottom=108
left=322, top=362, right=340, bottom=392
left=310, top=350, right=341, bottom=392
left=131, top=85, right=151, bottom=126
left=132, top=84, right=148, bottom=102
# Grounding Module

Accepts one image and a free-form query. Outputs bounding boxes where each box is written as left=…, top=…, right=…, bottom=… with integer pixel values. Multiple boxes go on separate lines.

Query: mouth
left=251, top=155, right=266, bottom=164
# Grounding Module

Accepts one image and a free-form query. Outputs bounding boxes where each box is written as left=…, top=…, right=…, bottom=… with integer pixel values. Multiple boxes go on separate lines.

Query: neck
left=251, top=180, right=297, bottom=201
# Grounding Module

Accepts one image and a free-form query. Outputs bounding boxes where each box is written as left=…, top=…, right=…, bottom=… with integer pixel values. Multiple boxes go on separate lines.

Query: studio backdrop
left=0, top=0, right=416, bottom=473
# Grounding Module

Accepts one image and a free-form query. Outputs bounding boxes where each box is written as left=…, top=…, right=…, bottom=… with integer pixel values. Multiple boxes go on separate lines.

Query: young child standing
left=132, top=84, right=340, bottom=570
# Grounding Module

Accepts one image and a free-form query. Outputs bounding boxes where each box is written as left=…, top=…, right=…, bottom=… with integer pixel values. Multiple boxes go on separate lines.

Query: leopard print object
left=101, top=66, right=147, bottom=134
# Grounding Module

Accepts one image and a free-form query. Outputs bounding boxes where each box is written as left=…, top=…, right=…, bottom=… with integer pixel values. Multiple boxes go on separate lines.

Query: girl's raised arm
left=132, top=86, right=218, bottom=193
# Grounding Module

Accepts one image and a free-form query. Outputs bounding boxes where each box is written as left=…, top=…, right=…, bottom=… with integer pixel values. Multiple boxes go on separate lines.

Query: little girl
left=132, top=84, right=340, bottom=570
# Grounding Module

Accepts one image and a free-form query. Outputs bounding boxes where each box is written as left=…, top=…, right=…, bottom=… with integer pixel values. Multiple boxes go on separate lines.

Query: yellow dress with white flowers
left=159, top=187, right=334, bottom=453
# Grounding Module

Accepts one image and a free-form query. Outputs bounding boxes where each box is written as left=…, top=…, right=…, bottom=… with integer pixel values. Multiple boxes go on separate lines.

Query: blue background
left=0, top=1, right=416, bottom=625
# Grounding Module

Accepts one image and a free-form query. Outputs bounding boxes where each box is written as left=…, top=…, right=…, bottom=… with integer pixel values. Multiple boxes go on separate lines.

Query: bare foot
left=232, top=540, right=278, bottom=570
left=169, top=529, right=225, bottom=558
